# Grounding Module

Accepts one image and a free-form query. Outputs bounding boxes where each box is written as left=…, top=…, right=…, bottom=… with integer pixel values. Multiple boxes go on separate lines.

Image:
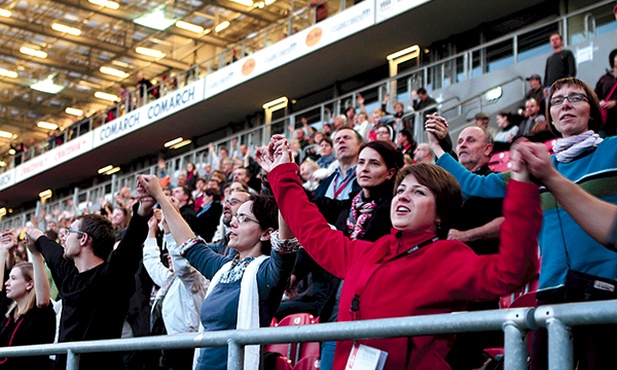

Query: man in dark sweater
left=544, top=33, right=576, bottom=90
left=26, top=182, right=154, bottom=370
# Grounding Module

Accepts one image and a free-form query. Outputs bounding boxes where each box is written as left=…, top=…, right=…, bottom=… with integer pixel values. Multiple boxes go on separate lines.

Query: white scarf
left=205, top=254, right=269, bottom=370
left=553, top=130, right=603, bottom=163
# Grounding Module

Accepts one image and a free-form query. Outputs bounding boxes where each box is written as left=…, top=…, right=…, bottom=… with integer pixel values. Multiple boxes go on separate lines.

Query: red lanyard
left=332, top=171, right=355, bottom=199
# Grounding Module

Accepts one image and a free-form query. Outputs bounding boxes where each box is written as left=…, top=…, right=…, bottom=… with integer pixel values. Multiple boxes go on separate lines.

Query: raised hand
left=0, top=229, right=17, bottom=252
left=136, top=175, right=157, bottom=216
left=424, top=113, right=449, bottom=140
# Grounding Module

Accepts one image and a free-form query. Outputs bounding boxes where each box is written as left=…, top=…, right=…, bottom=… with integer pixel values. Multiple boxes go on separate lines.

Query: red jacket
left=269, top=163, right=541, bottom=370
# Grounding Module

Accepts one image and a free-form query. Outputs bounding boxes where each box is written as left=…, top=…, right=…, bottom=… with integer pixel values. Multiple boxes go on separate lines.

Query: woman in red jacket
left=257, top=135, right=541, bottom=370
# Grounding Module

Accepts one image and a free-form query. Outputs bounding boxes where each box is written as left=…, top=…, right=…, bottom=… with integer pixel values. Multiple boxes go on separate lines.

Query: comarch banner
left=15, top=132, right=94, bottom=182
left=204, top=0, right=374, bottom=99
left=0, top=169, right=15, bottom=192
left=94, top=79, right=205, bottom=148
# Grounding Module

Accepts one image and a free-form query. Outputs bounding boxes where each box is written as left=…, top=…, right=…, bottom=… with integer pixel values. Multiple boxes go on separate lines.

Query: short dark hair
left=180, top=186, right=193, bottom=202
left=76, top=214, right=116, bottom=260
left=333, top=126, right=364, bottom=144
left=547, top=77, right=602, bottom=135
left=249, top=195, right=278, bottom=255
left=609, top=48, right=617, bottom=69
left=398, top=130, right=413, bottom=143
left=319, top=136, right=333, bottom=147
left=417, top=87, right=427, bottom=95
left=205, top=187, right=221, bottom=202
left=361, top=141, right=404, bottom=171
left=394, top=164, right=462, bottom=238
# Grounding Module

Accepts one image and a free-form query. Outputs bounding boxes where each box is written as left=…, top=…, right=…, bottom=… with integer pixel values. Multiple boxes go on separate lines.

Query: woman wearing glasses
left=428, top=77, right=617, bottom=369
left=0, top=230, right=55, bottom=369
left=137, top=175, right=298, bottom=370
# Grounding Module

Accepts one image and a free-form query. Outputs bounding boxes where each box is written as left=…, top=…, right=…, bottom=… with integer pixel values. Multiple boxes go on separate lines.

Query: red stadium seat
left=266, top=313, right=320, bottom=365
left=293, top=355, right=320, bottom=370
left=488, top=151, right=512, bottom=173
left=274, top=356, right=294, bottom=370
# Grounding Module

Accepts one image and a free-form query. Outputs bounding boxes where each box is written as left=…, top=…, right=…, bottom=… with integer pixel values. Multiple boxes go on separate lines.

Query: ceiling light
left=19, top=46, right=48, bottom=59
left=97, top=165, right=113, bottom=174
left=65, top=107, right=83, bottom=116
left=386, top=45, right=420, bottom=61
left=37, top=121, right=59, bottom=130
left=31, top=77, right=64, bottom=94
left=0, top=130, right=14, bottom=139
left=135, top=47, right=166, bottom=58
left=51, top=23, right=82, bottom=36
left=0, top=9, right=11, bottom=18
left=0, top=208, right=6, bottom=217
left=175, top=20, right=204, bottom=34
left=262, top=96, right=288, bottom=109
left=104, top=166, right=121, bottom=175
left=265, top=0, right=276, bottom=5
left=170, top=139, right=192, bottom=150
left=88, top=0, right=119, bottom=10
left=134, top=7, right=177, bottom=31
left=228, top=0, right=254, bottom=6
left=111, top=60, right=131, bottom=68
left=164, top=137, right=183, bottom=148
left=0, top=68, right=18, bottom=79
left=8, top=149, right=15, bottom=155
left=215, top=21, right=230, bottom=33
left=100, top=66, right=129, bottom=78
left=0, top=161, right=6, bottom=168
left=94, top=91, right=119, bottom=102
left=39, top=189, right=53, bottom=200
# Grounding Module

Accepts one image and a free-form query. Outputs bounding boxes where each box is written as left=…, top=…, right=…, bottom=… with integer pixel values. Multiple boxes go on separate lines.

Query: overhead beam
left=0, top=16, right=191, bottom=71
left=51, top=0, right=231, bottom=47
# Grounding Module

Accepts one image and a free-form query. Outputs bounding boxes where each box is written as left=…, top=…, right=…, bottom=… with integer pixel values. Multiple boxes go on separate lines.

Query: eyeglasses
left=232, top=214, right=259, bottom=225
left=62, top=228, right=85, bottom=237
left=550, top=93, right=588, bottom=106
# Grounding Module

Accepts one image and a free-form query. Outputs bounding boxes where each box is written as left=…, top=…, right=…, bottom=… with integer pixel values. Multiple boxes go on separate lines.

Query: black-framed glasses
left=550, top=93, right=588, bottom=106
left=232, top=214, right=259, bottom=225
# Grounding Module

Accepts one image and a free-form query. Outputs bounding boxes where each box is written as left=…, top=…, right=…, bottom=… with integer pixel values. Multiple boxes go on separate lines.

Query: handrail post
left=67, top=349, right=80, bottom=370
left=227, top=339, right=244, bottom=370
left=547, top=318, right=573, bottom=370
left=503, top=320, right=528, bottom=370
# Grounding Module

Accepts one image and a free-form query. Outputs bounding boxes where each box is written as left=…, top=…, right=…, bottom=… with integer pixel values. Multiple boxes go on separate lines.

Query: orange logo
left=305, top=27, right=323, bottom=47
left=242, top=58, right=256, bottom=76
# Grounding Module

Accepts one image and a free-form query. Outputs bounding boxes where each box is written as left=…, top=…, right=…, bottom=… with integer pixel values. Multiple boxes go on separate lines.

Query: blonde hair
left=6, top=262, right=36, bottom=320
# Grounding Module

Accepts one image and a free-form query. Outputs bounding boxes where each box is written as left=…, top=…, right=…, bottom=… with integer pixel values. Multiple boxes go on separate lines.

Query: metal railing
left=0, top=300, right=615, bottom=370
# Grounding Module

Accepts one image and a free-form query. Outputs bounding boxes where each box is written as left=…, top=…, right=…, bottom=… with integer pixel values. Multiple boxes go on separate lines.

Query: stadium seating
left=266, top=313, right=320, bottom=365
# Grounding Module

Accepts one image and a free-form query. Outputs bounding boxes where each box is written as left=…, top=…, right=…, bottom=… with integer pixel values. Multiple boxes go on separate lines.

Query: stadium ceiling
left=0, top=0, right=302, bottom=154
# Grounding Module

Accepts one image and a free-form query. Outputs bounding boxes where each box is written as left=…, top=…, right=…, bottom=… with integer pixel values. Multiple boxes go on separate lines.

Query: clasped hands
left=255, top=135, right=293, bottom=173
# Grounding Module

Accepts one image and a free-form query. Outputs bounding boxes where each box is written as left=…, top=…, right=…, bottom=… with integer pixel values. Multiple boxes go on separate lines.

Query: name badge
left=345, top=343, right=388, bottom=370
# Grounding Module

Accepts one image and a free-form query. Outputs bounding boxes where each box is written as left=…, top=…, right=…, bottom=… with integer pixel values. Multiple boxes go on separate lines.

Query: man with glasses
left=209, top=191, right=251, bottom=256
left=25, top=182, right=154, bottom=370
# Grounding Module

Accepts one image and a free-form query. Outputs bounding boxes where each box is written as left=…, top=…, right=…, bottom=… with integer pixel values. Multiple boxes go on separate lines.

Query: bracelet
left=178, top=236, right=206, bottom=256
left=270, top=230, right=300, bottom=254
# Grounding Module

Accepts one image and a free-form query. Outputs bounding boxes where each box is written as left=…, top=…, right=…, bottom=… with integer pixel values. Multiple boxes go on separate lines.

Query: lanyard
left=349, top=235, right=439, bottom=320
left=332, top=171, right=355, bottom=199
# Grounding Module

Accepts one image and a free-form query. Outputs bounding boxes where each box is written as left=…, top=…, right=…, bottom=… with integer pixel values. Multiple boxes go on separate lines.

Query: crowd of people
left=0, top=32, right=615, bottom=370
